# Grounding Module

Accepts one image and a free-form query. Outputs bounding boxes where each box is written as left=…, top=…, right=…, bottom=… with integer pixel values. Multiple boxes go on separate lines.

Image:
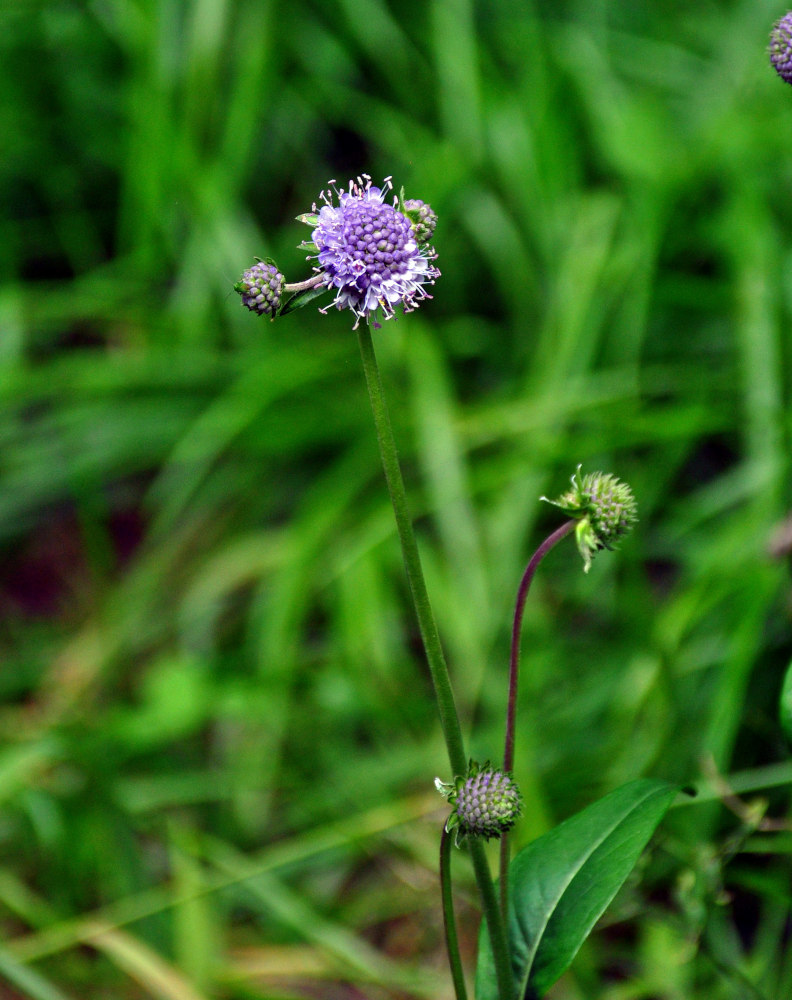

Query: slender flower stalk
left=355, top=322, right=466, bottom=774
left=440, top=825, right=468, bottom=1000
left=284, top=273, right=326, bottom=294
left=499, top=519, right=576, bottom=920
left=503, top=520, right=577, bottom=778
left=355, top=321, right=513, bottom=1000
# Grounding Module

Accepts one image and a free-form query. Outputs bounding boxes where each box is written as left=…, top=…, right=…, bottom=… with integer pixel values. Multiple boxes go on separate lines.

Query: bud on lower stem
left=436, top=760, right=523, bottom=846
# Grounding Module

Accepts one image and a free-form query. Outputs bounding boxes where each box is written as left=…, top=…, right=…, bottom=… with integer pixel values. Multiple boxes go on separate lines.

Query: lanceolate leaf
left=779, top=659, right=792, bottom=743
left=475, top=778, right=679, bottom=1000
left=278, top=283, right=329, bottom=317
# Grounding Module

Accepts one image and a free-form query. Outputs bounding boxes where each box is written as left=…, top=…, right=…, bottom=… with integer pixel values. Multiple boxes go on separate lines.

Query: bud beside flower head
left=234, top=260, right=284, bottom=318
left=403, top=198, right=438, bottom=246
left=770, top=13, right=792, bottom=84
left=435, top=760, right=523, bottom=846
left=542, top=465, right=638, bottom=573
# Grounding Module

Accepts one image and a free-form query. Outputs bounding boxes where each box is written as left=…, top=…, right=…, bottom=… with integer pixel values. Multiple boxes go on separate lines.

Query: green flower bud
left=403, top=198, right=438, bottom=246
left=542, top=465, right=638, bottom=573
left=435, top=760, right=522, bottom=845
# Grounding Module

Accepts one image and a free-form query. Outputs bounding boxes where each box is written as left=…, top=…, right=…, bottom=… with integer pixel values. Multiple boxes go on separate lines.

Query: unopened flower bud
left=770, top=13, right=792, bottom=84
left=235, top=261, right=284, bottom=318
left=403, top=199, right=438, bottom=246
left=542, top=466, right=638, bottom=573
left=435, top=760, right=522, bottom=845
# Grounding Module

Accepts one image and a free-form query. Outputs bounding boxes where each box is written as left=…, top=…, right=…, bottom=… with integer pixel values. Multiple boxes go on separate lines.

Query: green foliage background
left=2, top=0, right=792, bottom=997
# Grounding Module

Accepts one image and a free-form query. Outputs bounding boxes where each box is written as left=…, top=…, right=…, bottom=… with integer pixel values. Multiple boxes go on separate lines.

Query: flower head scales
left=306, top=176, right=440, bottom=328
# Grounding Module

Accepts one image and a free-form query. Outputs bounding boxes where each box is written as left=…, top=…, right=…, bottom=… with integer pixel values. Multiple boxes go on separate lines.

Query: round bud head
left=580, top=471, right=637, bottom=545
left=403, top=199, right=438, bottom=246
left=436, top=761, right=522, bottom=844
left=770, top=14, right=792, bottom=84
left=235, top=261, right=284, bottom=318
left=542, top=466, right=638, bottom=572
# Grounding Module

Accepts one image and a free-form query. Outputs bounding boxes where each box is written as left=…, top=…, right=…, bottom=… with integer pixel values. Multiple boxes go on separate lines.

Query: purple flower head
left=770, top=13, right=792, bottom=84
left=234, top=260, right=284, bottom=319
left=307, top=176, right=440, bottom=329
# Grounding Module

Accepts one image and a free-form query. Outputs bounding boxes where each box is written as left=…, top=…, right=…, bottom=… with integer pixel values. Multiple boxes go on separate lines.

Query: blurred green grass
left=2, top=0, right=792, bottom=997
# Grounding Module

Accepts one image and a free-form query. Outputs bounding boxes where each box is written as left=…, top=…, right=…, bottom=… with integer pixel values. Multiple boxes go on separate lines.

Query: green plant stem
left=355, top=323, right=466, bottom=776
left=284, top=273, right=325, bottom=293
left=469, top=840, right=512, bottom=998
left=499, top=518, right=576, bottom=921
left=356, top=323, right=514, bottom=1000
left=440, top=824, right=468, bottom=1000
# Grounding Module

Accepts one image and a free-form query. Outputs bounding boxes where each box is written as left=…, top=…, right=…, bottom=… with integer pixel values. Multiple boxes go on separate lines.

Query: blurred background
left=2, top=0, right=792, bottom=997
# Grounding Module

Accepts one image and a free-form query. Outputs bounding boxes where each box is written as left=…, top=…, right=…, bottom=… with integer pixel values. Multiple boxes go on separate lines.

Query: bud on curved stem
left=499, top=518, right=576, bottom=920
left=541, top=466, right=638, bottom=573
left=498, top=468, right=638, bottom=918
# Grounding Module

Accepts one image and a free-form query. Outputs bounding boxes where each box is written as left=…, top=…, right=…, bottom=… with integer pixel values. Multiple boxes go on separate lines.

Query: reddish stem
left=500, top=518, right=576, bottom=920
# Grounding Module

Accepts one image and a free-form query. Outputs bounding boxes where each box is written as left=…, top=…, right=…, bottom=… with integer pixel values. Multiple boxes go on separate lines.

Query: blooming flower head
left=542, top=466, right=638, bottom=573
left=770, top=13, right=792, bottom=84
left=305, top=175, right=440, bottom=328
left=234, top=260, right=284, bottom=318
left=436, top=760, right=522, bottom=846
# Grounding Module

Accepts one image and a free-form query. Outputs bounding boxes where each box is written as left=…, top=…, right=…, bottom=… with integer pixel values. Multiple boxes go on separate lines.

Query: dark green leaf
left=779, top=659, right=792, bottom=743
left=476, top=779, right=679, bottom=1000
left=278, top=283, right=329, bottom=317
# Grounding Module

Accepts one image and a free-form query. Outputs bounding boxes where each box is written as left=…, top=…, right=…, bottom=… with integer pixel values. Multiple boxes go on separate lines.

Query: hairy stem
left=356, top=323, right=513, bottom=1000
left=441, top=824, right=468, bottom=1000
left=284, top=273, right=325, bottom=293
left=356, top=323, right=466, bottom=774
